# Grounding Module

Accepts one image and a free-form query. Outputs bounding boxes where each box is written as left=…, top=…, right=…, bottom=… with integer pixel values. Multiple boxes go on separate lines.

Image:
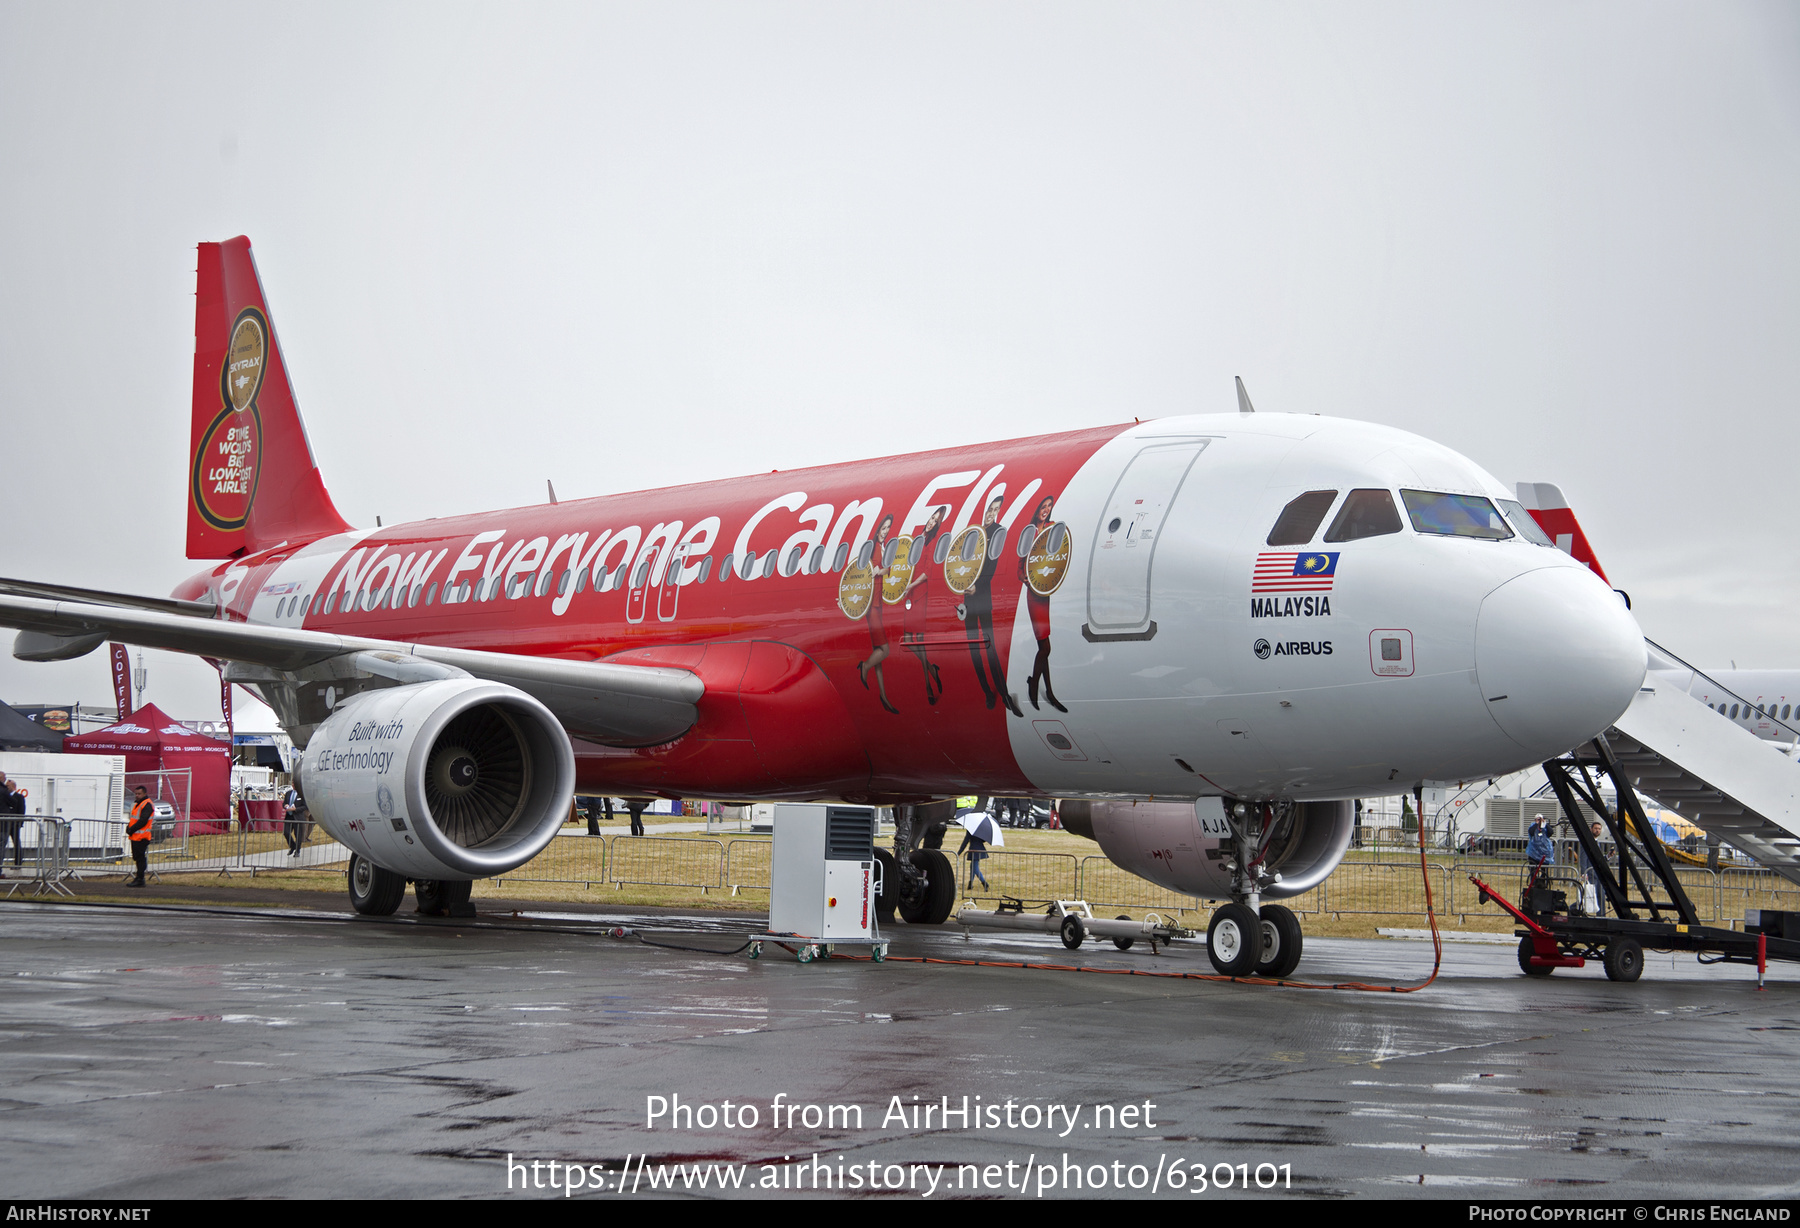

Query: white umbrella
left=957, top=812, right=1005, bottom=847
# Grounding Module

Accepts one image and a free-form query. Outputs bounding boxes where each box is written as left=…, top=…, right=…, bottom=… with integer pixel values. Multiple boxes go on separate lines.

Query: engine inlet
left=423, top=704, right=530, bottom=848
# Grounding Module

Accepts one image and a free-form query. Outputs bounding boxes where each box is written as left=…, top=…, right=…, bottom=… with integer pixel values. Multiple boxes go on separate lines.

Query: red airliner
left=0, top=238, right=1645, bottom=975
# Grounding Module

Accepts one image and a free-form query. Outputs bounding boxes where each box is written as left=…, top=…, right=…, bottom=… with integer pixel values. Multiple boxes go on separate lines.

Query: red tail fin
left=1514, top=482, right=1610, bottom=585
left=188, top=237, right=350, bottom=559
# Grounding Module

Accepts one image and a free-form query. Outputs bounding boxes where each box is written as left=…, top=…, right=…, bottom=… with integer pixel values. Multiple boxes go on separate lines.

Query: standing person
left=7, top=780, right=28, bottom=872
left=901, top=505, right=949, bottom=704
left=857, top=513, right=901, bottom=714
left=626, top=799, right=647, bottom=837
left=282, top=782, right=303, bottom=856
left=1579, top=820, right=1608, bottom=918
left=587, top=796, right=614, bottom=836
left=291, top=789, right=312, bottom=852
left=957, top=825, right=989, bottom=891
left=0, top=779, right=18, bottom=875
left=963, top=495, right=1024, bottom=716
left=1525, top=814, right=1554, bottom=896
left=1020, top=494, right=1067, bottom=712
left=125, top=785, right=154, bottom=888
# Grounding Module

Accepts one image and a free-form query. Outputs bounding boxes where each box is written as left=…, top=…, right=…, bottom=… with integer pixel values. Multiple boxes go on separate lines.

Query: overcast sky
left=2, top=1, right=1797, bottom=728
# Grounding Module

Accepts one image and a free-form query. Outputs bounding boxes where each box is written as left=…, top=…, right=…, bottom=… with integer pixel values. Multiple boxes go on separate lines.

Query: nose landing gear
left=1205, top=800, right=1305, bottom=977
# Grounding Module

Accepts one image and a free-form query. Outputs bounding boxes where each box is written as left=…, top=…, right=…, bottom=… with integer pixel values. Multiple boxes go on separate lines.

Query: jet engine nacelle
left=1062, top=798, right=1355, bottom=901
left=298, top=679, right=576, bottom=881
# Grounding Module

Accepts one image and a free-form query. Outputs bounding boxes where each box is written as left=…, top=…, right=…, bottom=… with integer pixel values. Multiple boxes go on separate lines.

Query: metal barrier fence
left=959, top=851, right=1080, bottom=906
left=26, top=813, right=1800, bottom=927
left=608, top=836, right=725, bottom=892
left=951, top=851, right=1074, bottom=906
left=490, top=833, right=608, bottom=888
left=125, top=769, right=193, bottom=859
left=218, top=820, right=354, bottom=874
left=1075, top=857, right=1206, bottom=917
left=725, top=839, right=771, bottom=894
left=1716, top=867, right=1800, bottom=921
left=3, top=819, right=74, bottom=898
left=1317, top=860, right=1452, bottom=918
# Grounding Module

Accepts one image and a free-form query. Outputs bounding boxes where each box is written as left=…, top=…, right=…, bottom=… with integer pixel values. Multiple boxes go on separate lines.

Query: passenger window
left=696, top=556, right=714, bottom=584
left=760, top=552, right=778, bottom=579
left=716, top=553, right=733, bottom=581
left=787, top=545, right=807, bottom=574
left=1324, top=489, right=1404, bottom=543
left=1401, top=490, right=1514, bottom=540
left=858, top=542, right=875, bottom=569
left=936, top=533, right=953, bottom=563
left=1730, top=704, right=1739, bottom=719
left=740, top=551, right=758, bottom=579
left=1266, top=490, right=1339, bottom=547
left=1496, top=499, right=1556, bottom=547
left=1016, top=524, right=1038, bottom=557
left=425, top=583, right=437, bottom=606
left=833, top=543, right=850, bottom=572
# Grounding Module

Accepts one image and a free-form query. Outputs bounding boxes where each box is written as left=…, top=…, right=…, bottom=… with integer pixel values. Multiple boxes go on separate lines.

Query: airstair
left=1606, top=642, right=1800, bottom=887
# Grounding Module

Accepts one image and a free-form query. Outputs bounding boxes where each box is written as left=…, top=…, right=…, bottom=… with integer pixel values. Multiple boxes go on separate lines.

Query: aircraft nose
left=1474, top=565, right=1645, bottom=759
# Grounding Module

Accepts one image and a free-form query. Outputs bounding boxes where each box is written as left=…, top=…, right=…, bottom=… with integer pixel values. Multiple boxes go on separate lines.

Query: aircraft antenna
left=1236, top=376, right=1255, bottom=414
left=548, top=480, right=559, bottom=505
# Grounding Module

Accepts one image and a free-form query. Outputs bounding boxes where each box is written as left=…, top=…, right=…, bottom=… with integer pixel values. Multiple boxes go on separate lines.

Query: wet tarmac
left=2, top=896, right=1797, bottom=1200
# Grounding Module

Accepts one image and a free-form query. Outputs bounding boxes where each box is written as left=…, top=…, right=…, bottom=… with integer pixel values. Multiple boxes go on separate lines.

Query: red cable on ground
left=833, top=819, right=1445, bottom=994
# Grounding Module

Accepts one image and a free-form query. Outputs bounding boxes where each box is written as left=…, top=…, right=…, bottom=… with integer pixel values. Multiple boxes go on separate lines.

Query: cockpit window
left=1323, top=489, right=1404, bottom=543
left=1401, top=490, right=1514, bottom=540
left=1266, top=490, right=1338, bottom=547
left=1495, top=499, right=1556, bottom=547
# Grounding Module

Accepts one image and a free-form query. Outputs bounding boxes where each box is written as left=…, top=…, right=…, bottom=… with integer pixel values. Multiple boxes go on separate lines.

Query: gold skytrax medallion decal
left=225, top=314, right=267, bottom=412
left=190, top=306, right=268, bottom=532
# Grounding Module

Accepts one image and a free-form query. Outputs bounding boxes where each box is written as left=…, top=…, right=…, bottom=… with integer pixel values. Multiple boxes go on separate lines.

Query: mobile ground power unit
left=768, top=803, right=877, bottom=941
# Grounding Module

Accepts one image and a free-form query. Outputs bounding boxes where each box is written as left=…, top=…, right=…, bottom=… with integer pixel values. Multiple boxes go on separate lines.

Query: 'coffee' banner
left=110, top=643, right=132, bottom=718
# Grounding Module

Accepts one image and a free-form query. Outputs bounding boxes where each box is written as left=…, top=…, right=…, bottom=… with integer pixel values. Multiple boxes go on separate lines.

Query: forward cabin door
left=1083, top=440, right=1209, bottom=642
left=657, top=546, right=685, bottom=622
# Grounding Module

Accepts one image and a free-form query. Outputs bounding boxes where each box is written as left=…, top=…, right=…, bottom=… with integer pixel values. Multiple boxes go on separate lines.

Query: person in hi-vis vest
left=126, top=786, right=154, bottom=887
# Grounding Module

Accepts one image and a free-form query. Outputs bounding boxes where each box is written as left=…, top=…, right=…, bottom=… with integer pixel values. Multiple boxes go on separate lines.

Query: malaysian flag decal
left=1252, top=551, right=1339, bottom=593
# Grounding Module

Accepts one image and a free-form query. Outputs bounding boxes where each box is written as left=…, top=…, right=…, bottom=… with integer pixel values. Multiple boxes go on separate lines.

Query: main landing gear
left=1205, top=800, right=1306, bottom=978
left=347, top=854, right=476, bottom=918
left=878, top=802, right=957, bottom=926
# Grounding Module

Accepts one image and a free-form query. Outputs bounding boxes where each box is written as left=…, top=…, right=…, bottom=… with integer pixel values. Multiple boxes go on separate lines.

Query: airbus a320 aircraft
left=0, top=238, right=1647, bottom=976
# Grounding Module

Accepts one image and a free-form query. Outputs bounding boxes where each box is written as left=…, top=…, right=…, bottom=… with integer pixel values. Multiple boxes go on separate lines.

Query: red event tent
left=64, top=703, right=233, bottom=832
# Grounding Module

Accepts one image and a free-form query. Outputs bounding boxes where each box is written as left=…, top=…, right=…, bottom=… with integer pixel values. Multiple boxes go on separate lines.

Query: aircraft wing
left=0, top=574, right=218, bottom=618
left=0, top=594, right=701, bottom=747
